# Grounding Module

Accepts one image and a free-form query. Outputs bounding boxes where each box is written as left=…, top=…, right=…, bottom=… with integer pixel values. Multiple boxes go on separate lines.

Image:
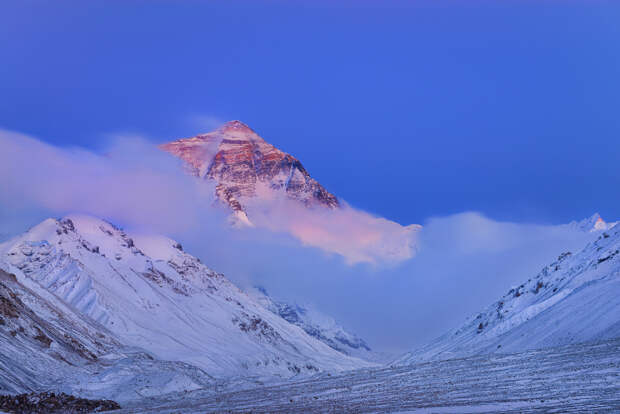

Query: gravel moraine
left=115, top=337, right=620, bottom=413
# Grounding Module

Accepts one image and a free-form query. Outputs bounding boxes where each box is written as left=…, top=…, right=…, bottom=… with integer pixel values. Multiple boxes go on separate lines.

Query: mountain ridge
left=248, top=287, right=393, bottom=363
left=0, top=215, right=372, bottom=384
left=160, top=121, right=339, bottom=226
left=396, top=215, right=620, bottom=365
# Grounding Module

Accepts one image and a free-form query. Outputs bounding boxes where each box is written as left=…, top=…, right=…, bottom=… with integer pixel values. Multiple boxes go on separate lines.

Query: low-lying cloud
left=0, top=128, right=418, bottom=265
left=0, top=129, right=223, bottom=235
left=0, top=128, right=600, bottom=353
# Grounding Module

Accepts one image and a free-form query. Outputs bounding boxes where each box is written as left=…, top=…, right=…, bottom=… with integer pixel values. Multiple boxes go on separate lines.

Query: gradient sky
left=1, top=0, right=619, bottom=226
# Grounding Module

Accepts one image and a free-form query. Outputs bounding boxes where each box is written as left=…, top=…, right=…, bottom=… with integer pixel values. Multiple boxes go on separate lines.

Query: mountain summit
left=161, top=121, right=421, bottom=264
left=569, top=212, right=617, bottom=232
left=160, top=121, right=339, bottom=225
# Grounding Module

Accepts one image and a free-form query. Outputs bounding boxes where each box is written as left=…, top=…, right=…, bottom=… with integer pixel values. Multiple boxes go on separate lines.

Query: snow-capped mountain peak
left=0, top=215, right=372, bottom=381
left=159, top=122, right=421, bottom=265
left=216, top=120, right=262, bottom=139
left=160, top=121, right=339, bottom=225
left=569, top=212, right=617, bottom=232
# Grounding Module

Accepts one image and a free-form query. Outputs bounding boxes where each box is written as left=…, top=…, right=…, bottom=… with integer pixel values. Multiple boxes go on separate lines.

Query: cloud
left=186, top=114, right=226, bottom=133
left=0, top=128, right=599, bottom=354
left=0, top=128, right=222, bottom=234
left=244, top=196, right=420, bottom=265
left=197, top=211, right=596, bottom=354
left=0, top=128, right=417, bottom=265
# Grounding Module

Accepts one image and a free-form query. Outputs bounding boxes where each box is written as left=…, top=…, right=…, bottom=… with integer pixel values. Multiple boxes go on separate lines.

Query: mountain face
left=160, top=121, right=339, bottom=225
left=397, top=220, right=620, bottom=365
left=0, top=216, right=371, bottom=386
left=567, top=212, right=617, bottom=233
left=0, top=266, right=214, bottom=403
left=248, top=287, right=391, bottom=363
left=160, top=121, right=421, bottom=265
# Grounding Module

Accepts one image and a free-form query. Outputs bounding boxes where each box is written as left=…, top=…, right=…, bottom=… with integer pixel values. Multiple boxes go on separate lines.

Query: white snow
left=0, top=215, right=372, bottom=385
left=397, top=219, right=620, bottom=364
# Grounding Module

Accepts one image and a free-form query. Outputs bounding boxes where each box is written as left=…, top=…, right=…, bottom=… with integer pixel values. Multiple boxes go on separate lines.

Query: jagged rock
left=160, top=121, right=339, bottom=224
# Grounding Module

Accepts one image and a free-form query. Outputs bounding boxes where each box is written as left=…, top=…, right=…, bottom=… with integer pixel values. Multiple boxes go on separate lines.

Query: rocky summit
left=160, top=121, right=339, bottom=224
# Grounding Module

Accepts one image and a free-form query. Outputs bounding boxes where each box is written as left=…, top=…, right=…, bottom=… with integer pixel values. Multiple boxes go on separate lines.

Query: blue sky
left=1, top=0, right=619, bottom=226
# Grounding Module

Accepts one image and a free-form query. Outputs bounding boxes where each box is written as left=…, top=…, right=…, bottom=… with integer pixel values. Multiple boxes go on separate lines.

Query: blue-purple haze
left=1, top=0, right=619, bottom=226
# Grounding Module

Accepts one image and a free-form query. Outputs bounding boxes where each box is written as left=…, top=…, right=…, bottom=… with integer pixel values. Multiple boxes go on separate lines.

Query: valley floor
left=114, top=337, right=620, bottom=413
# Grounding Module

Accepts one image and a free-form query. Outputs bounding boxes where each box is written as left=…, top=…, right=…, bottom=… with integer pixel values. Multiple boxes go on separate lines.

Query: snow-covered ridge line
left=0, top=266, right=215, bottom=402
left=0, top=215, right=372, bottom=384
left=160, top=120, right=339, bottom=226
left=397, top=215, right=620, bottom=364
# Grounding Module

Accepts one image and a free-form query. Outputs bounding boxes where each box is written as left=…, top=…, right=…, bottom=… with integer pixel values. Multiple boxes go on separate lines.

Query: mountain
left=0, top=215, right=371, bottom=387
left=397, top=218, right=620, bottom=365
left=160, top=121, right=339, bottom=226
left=0, top=266, right=214, bottom=403
left=160, top=121, right=422, bottom=264
left=248, top=287, right=391, bottom=363
left=567, top=212, right=617, bottom=233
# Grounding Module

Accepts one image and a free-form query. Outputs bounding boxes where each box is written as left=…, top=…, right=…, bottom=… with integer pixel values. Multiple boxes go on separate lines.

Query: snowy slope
left=397, top=220, right=620, bottom=364
left=248, top=287, right=390, bottom=363
left=0, top=216, right=372, bottom=382
left=565, top=212, right=617, bottom=233
left=0, top=266, right=214, bottom=403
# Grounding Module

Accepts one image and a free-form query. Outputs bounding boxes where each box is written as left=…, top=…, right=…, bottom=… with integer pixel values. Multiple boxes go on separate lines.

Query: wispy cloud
left=186, top=114, right=226, bottom=133
left=0, top=128, right=597, bottom=352
left=0, top=128, right=221, bottom=234
left=0, top=128, right=418, bottom=265
left=245, top=196, right=419, bottom=264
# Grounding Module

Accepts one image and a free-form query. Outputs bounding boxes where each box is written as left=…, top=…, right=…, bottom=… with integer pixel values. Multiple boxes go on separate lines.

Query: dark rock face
left=160, top=121, right=339, bottom=219
left=0, top=392, right=120, bottom=413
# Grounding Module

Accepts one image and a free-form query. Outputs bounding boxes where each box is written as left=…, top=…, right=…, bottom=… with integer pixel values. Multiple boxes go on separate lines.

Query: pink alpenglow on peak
left=569, top=213, right=617, bottom=233
left=161, top=121, right=421, bottom=264
left=160, top=120, right=339, bottom=226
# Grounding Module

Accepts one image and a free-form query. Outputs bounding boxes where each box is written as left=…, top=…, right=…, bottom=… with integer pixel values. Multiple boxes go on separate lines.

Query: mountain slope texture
left=397, top=220, right=620, bottom=364
left=248, top=287, right=390, bottom=362
left=0, top=215, right=371, bottom=392
left=160, top=120, right=338, bottom=226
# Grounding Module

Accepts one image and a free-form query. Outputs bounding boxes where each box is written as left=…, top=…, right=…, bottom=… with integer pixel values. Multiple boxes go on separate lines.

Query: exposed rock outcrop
left=161, top=121, right=339, bottom=223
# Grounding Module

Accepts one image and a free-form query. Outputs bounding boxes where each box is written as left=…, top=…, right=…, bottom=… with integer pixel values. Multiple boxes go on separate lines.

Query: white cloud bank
left=0, top=128, right=419, bottom=265
left=0, top=128, right=600, bottom=352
